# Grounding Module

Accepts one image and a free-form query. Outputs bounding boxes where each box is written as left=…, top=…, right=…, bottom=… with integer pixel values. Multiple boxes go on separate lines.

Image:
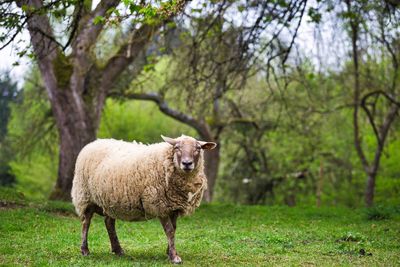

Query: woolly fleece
left=71, top=137, right=207, bottom=221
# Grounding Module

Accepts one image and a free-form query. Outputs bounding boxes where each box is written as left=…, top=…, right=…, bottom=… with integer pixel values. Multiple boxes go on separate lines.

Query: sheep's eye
left=174, top=146, right=180, bottom=151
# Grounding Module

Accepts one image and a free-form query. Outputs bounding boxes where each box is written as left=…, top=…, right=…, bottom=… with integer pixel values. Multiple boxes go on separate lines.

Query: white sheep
left=71, top=135, right=216, bottom=264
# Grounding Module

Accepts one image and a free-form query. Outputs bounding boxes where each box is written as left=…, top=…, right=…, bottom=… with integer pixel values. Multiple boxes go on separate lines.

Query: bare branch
left=16, top=0, right=61, bottom=59
left=63, top=0, right=88, bottom=50
left=15, top=0, right=62, bottom=105
left=0, top=20, right=27, bottom=50
left=281, top=0, right=307, bottom=67
left=110, top=91, right=212, bottom=139
left=361, top=92, right=382, bottom=147
left=346, top=0, right=370, bottom=172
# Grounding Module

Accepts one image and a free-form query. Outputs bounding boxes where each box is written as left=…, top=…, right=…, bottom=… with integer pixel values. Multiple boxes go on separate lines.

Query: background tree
left=343, top=0, right=400, bottom=206
left=0, top=0, right=188, bottom=200
left=114, top=0, right=308, bottom=201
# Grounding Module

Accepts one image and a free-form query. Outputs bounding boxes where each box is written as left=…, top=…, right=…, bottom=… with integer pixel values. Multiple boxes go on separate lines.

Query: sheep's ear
left=161, top=135, right=178, bottom=146
left=198, top=141, right=217, bottom=150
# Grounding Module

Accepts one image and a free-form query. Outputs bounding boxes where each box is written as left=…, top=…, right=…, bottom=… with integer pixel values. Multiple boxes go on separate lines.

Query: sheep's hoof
left=170, top=255, right=182, bottom=264
left=81, top=247, right=90, bottom=256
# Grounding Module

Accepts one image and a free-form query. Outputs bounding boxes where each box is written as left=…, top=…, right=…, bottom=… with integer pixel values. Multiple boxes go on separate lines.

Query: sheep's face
left=162, top=135, right=217, bottom=173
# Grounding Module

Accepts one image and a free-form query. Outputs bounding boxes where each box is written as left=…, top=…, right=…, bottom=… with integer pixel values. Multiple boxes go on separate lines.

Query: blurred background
left=0, top=0, right=399, bottom=207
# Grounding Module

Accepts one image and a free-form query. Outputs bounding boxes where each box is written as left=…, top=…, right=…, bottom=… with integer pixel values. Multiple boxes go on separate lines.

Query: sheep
left=71, top=134, right=217, bottom=264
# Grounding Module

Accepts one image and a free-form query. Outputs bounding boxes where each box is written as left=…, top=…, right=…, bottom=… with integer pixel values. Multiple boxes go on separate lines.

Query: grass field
left=0, top=188, right=399, bottom=266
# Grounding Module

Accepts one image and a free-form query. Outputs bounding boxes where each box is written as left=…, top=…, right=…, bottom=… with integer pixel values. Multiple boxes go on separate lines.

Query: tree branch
left=111, top=92, right=212, bottom=139
left=63, top=0, right=91, bottom=50
left=72, top=0, right=120, bottom=52
left=346, top=0, right=370, bottom=172
left=16, top=0, right=60, bottom=59
left=372, top=103, right=399, bottom=172
left=361, top=92, right=383, bottom=147
left=281, top=0, right=307, bottom=67
left=16, top=0, right=61, bottom=104
left=0, top=19, right=27, bottom=50
left=100, top=0, right=189, bottom=92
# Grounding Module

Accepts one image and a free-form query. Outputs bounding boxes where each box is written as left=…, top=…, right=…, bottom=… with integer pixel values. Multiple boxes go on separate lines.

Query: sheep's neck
left=165, top=167, right=204, bottom=205
left=170, top=167, right=201, bottom=187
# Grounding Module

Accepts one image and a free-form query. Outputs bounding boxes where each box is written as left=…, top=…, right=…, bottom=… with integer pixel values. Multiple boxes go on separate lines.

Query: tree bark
left=365, top=172, right=376, bottom=207
left=50, top=122, right=96, bottom=200
left=203, top=145, right=220, bottom=202
left=49, top=94, right=98, bottom=200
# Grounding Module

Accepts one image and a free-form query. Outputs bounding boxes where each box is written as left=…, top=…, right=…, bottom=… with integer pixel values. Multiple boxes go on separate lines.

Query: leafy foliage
left=6, top=69, right=57, bottom=198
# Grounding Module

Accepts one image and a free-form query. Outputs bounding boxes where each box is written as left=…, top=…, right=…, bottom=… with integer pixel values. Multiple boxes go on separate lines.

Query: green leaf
left=308, top=7, right=322, bottom=24
left=93, top=15, right=105, bottom=25
left=143, top=63, right=155, bottom=72
left=16, top=50, right=26, bottom=58
left=21, top=4, right=29, bottom=12
left=129, top=3, right=141, bottom=13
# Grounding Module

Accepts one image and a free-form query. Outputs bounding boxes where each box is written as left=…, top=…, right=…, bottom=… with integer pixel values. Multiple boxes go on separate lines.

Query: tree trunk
left=365, top=172, right=376, bottom=207
left=49, top=117, right=97, bottom=200
left=48, top=87, right=100, bottom=201
left=203, top=145, right=220, bottom=202
left=285, top=194, right=296, bottom=207
left=50, top=130, right=95, bottom=201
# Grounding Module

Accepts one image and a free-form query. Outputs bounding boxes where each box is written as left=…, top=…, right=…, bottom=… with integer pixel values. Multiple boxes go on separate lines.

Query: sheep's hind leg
left=81, top=207, right=94, bottom=256
left=105, top=216, right=124, bottom=256
left=160, top=215, right=182, bottom=264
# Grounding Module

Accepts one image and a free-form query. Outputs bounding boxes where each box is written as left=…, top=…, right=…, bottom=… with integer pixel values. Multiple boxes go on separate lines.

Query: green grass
left=0, top=189, right=399, bottom=266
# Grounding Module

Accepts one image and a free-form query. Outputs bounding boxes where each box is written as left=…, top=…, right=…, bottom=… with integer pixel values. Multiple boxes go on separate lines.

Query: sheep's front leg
left=104, top=216, right=124, bottom=256
left=166, top=212, right=178, bottom=256
left=160, top=216, right=182, bottom=264
left=81, top=208, right=94, bottom=256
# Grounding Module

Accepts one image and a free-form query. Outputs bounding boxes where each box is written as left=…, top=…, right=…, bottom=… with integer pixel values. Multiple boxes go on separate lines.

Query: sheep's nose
left=182, top=160, right=193, bottom=167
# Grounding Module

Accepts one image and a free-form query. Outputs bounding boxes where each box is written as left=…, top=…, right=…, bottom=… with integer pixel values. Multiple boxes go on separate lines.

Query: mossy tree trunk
left=19, top=0, right=188, bottom=201
left=48, top=88, right=99, bottom=200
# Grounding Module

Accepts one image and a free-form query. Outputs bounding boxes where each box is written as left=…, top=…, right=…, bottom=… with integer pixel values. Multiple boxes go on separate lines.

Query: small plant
left=0, top=187, right=26, bottom=206
left=335, top=232, right=372, bottom=257
left=336, top=232, right=365, bottom=242
left=364, top=205, right=392, bottom=221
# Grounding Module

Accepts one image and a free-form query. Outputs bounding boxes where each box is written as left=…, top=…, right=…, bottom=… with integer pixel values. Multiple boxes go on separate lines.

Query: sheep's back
left=83, top=139, right=171, bottom=220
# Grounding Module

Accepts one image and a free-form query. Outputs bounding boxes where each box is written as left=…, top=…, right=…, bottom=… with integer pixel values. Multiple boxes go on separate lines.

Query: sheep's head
left=162, top=135, right=217, bottom=173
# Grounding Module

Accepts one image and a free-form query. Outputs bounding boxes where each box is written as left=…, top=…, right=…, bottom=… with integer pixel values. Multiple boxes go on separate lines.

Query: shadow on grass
left=68, top=249, right=203, bottom=265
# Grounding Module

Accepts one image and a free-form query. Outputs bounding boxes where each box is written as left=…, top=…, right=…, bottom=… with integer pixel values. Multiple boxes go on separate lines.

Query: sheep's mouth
left=182, top=167, right=193, bottom=172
